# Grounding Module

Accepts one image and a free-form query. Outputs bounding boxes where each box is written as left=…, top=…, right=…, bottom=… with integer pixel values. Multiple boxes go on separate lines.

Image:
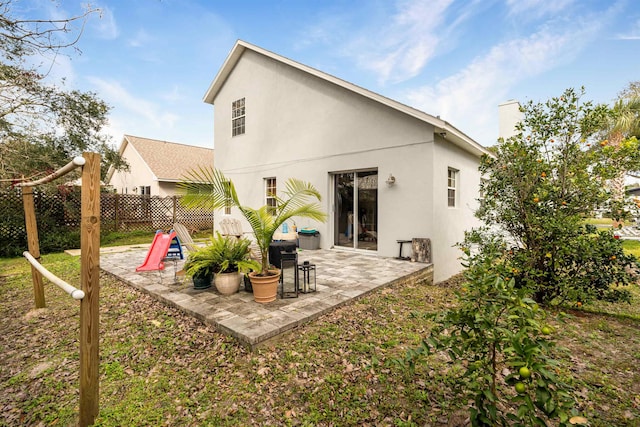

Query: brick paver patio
left=100, top=248, right=433, bottom=349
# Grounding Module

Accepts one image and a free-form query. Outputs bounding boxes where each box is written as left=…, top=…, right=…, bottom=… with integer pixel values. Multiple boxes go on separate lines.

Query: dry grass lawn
left=1, top=253, right=639, bottom=426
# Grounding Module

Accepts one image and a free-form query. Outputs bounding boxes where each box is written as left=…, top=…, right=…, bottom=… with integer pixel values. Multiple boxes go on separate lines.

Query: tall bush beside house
left=474, top=87, right=640, bottom=305
left=178, top=167, right=326, bottom=302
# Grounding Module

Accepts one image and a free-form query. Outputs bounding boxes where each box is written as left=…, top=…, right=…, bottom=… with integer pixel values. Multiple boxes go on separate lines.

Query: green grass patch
left=583, top=217, right=614, bottom=227
left=622, top=239, right=640, bottom=259
left=100, top=229, right=213, bottom=248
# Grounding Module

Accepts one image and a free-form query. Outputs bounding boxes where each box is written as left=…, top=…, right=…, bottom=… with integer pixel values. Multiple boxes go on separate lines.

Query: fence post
left=79, top=152, right=100, bottom=427
left=21, top=186, right=45, bottom=308
left=114, top=193, right=120, bottom=231
left=172, top=196, right=177, bottom=225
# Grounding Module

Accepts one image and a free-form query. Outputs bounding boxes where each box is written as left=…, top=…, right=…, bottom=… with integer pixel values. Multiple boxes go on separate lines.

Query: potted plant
left=179, top=167, right=326, bottom=303
left=183, top=233, right=259, bottom=294
left=183, top=243, right=217, bottom=290
left=212, top=233, right=259, bottom=295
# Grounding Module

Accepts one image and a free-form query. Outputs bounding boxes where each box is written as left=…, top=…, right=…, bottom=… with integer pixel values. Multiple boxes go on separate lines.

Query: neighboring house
left=203, top=40, right=492, bottom=282
left=106, top=135, right=214, bottom=197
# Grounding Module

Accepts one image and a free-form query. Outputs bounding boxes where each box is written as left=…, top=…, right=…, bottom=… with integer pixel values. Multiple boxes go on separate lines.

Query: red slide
left=135, top=231, right=177, bottom=272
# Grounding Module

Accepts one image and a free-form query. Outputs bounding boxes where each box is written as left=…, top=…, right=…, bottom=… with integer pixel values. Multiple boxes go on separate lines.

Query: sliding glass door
left=333, top=170, right=377, bottom=251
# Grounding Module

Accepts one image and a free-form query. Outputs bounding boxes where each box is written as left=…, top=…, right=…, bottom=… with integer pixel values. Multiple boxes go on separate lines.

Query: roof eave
left=436, top=122, right=493, bottom=158
left=203, top=40, right=248, bottom=104
left=105, top=136, right=131, bottom=183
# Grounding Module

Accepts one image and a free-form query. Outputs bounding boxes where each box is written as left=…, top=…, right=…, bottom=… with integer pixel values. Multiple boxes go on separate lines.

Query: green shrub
left=396, top=237, right=579, bottom=426
left=476, top=88, right=640, bottom=304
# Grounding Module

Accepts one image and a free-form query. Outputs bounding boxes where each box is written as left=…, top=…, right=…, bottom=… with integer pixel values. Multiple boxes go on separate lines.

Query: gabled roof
left=106, top=135, right=214, bottom=183
left=203, top=40, right=491, bottom=158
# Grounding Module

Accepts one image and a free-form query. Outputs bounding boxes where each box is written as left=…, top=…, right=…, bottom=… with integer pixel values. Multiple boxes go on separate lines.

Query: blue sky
left=19, top=0, right=640, bottom=149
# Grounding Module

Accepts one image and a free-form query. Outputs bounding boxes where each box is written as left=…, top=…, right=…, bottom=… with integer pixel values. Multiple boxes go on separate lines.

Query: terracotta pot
left=249, top=269, right=281, bottom=303
left=215, top=271, right=242, bottom=295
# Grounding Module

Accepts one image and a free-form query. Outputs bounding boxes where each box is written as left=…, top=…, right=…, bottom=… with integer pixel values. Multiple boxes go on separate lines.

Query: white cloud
left=505, top=0, right=575, bottom=19
left=91, top=6, right=118, bottom=40
left=46, top=54, right=76, bottom=86
left=350, top=0, right=454, bottom=84
left=616, top=18, right=640, bottom=40
left=161, top=85, right=186, bottom=103
left=86, top=76, right=179, bottom=134
left=128, top=28, right=153, bottom=48
left=404, top=17, right=604, bottom=145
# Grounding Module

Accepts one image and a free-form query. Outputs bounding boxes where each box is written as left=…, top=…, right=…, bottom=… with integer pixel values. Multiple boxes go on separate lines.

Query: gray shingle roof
left=124, top=135, right=214, bottom=182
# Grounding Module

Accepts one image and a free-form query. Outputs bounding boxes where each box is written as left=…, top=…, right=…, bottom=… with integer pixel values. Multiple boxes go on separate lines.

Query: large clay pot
left=215, top=271, right=242, bottom=295
left=249, top=269, right=281, bottom=303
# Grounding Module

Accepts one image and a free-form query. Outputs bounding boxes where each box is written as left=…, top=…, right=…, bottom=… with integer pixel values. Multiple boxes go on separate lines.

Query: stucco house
left=106, top=135, right=214, bottom=197
left=203, top=40, right=492, bottom=282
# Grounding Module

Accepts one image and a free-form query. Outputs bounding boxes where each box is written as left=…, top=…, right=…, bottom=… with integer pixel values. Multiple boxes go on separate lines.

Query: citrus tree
left=397, top=235, right=578, bottom=426
left=476, top=87, right=640, bottom=304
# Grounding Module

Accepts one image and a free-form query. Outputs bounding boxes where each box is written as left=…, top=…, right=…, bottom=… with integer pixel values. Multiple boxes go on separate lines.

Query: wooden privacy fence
left=0, top=192, right=213, bottom=253
left=18, top=153, right=100, bottom=427
left=101, top=194, right=213, bottom=231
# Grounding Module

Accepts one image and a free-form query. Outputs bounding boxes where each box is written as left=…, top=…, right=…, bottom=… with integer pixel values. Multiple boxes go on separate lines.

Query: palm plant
left=183, top=232, right=259, bottom=278
left=606, top=95, right=640, bottom=205
left=179, top=167, right=326, bottom=276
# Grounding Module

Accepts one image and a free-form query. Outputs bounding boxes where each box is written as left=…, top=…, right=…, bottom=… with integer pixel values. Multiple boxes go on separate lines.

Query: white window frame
left=447, top=168, right=458, bottom=208
left=265, top=177, right=277, bottom=215
left=232, top=97, right=245, bottom=137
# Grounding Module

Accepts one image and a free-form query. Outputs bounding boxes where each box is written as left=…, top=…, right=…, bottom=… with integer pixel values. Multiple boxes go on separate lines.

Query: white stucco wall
left=211, top=49, right=483, bottom=282
left=431, top=136, right=484, bottom=281
left=157, top=181, right=179, bottom=197
left=108, top=143, right=161, bottom=196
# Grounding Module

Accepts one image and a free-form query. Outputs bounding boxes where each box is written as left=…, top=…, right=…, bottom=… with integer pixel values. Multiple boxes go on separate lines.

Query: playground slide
left=135, top=231, right=177, bottom=272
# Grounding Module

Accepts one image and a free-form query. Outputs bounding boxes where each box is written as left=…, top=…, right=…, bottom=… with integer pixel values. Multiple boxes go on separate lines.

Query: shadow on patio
left=100, top=248, right=433, bottom=349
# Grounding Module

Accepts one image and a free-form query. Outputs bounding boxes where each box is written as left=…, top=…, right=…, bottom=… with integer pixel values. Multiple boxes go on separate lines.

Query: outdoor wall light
left=386, top=174, right=396, bottom=186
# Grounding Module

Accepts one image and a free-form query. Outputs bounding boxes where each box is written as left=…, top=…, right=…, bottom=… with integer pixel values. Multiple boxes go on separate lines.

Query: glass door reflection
left=333, top=170, right=377, bottom=251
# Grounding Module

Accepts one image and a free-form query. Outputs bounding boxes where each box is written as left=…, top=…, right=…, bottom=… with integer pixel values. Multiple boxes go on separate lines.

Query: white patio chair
left=173, top=223, right=198, bottom=253
left=220, top=217, right=244, bottom=239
